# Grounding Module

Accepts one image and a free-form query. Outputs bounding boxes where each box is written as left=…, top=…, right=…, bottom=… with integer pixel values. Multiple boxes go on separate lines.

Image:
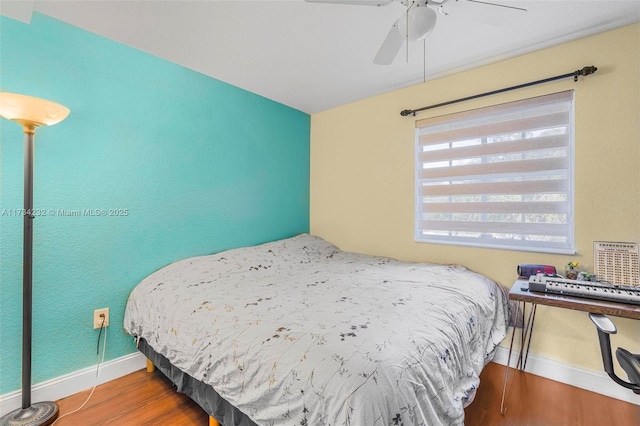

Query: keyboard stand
left=500, top=278, right=640, bottom=415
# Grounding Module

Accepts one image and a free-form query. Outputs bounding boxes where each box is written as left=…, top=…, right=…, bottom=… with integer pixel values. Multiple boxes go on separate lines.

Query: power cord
left=52, top=315, right=108, bottom=425
left=96, top=316, right=105, bottom=355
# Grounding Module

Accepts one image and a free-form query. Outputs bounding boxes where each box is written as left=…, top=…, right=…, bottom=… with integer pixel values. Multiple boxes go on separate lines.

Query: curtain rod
left=400, top=65, right=597, bottom=117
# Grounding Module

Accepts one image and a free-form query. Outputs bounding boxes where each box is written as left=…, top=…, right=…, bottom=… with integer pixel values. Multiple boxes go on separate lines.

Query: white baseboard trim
left=0, top=352, right=146, bottom=416
left=493, top=346, right=640, bottom=406
left=2, top=347, right=637, bottom=416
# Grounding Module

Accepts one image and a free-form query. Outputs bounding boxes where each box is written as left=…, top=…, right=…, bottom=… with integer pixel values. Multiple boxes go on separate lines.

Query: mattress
left=124, top=234, right=509, bottom=425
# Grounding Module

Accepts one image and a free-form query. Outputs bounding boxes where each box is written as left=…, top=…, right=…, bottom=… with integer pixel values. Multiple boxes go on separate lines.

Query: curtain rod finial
left=575, top=65, right=597, bottom=81
left=580, top=65, right=597, bottom=76
left=400, top=109, right=413, bottom=116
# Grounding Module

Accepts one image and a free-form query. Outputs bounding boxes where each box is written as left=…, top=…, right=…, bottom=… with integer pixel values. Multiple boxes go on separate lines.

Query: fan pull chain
left=423, top=38, right=426, bottom=82
left=405, top=4, right=410, bottom=63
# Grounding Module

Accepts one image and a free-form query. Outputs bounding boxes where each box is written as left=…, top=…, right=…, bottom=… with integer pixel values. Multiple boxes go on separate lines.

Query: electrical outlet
left=93, top=308, right=109, bottom=329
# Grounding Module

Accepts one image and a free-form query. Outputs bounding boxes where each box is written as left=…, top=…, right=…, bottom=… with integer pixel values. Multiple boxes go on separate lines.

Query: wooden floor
left=55, top=369, right=207, bottom=425
left=55, top=362, right=639, bottom=425
left=464, top=362, right=639, bottom=426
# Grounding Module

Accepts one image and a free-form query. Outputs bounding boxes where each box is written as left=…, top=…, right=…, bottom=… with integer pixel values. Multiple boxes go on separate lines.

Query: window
left=415, top=91, right=574, bottom=254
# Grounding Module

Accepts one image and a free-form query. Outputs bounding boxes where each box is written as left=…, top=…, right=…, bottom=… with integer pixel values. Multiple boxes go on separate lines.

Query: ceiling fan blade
left=442, top=0, right=526, bottom=26
left=305, top=0, right=393, bottom=6
left=373, top=20, right=405, bottom=65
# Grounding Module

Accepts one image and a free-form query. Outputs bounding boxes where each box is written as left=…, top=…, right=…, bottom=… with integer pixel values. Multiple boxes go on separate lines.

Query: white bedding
left=124, top=234, right=508, bottom=426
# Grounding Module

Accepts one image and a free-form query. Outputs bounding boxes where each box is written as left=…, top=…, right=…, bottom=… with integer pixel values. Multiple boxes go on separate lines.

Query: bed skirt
left=138, top=338, right=257, bottom=426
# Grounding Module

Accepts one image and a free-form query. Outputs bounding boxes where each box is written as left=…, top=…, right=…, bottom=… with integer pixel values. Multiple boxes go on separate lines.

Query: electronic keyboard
left=528, top=274, right=640, bottom=305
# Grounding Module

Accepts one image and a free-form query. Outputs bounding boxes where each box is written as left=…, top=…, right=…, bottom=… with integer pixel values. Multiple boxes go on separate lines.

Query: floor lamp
left=0, top=93, right=70, bottom=426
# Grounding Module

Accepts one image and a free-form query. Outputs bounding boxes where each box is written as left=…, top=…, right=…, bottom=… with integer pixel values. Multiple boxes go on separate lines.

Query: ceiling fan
left=306, top=0, right=527, bottom=65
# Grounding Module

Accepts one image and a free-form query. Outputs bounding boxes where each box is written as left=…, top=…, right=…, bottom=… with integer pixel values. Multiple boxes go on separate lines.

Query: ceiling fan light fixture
left=398, top=6, right=437, bottom=42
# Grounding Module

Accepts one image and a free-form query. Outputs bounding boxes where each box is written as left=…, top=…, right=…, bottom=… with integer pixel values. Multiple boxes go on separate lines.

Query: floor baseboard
left=2, top=347, right=637, bottom=417
left=493, top=346, right=640, bottom=406
left=0, top=352, right=146, bottom=416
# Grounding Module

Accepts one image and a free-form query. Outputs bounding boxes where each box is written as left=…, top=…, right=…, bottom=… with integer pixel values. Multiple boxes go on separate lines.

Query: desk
left=500, top=278, right=640, bottom=414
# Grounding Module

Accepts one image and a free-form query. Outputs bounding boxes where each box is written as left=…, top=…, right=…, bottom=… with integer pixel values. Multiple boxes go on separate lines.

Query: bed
left=124, top=234, right=509, bottom=426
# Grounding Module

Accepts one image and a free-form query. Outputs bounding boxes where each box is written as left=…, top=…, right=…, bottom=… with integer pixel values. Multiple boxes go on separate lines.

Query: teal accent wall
left=0, top=13, right=309, bottom=394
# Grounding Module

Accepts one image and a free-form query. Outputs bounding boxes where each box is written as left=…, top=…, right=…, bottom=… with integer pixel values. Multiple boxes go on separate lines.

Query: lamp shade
left=398, top=6, right=437, bottom=42
left=0, top=92, right=70, bottom=128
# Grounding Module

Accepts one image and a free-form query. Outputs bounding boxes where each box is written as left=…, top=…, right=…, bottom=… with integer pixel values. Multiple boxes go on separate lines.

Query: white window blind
left=415, top=91, right=575, bottom=254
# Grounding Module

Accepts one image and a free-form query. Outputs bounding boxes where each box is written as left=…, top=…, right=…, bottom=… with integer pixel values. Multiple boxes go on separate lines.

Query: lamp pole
left=1, top=123, right=59, bottom=426
left=22, top=124, right=35, bottom=411
left=0, top=93, right=70, bottom=426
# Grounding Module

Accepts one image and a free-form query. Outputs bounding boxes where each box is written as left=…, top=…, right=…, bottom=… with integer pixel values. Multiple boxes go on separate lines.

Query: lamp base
left=0, top=402, right=59, bottom=426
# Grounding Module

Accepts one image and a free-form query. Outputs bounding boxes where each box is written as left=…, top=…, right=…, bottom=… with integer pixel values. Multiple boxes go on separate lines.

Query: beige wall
left=310, top=24, right=640, bottom=372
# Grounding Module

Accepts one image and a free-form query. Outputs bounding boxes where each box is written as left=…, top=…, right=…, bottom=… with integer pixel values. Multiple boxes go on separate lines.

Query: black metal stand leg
left=500, top=301, right=520, bottom=414
left=522, top=304, right=537, bottom=371
left=500, top=302, right=537, bottom=415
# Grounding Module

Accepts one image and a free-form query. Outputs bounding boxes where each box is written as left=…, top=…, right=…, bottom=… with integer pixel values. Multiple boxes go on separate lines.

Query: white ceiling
left=3, top=1, right=640, bottom=114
